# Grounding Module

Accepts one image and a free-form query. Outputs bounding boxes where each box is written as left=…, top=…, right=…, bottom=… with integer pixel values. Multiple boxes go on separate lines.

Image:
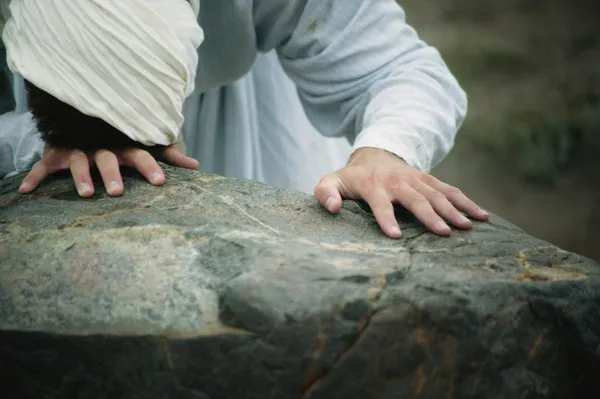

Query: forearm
left=256, top=0, right=466, bottom=172
left=350, top=47, right=467, bottom=172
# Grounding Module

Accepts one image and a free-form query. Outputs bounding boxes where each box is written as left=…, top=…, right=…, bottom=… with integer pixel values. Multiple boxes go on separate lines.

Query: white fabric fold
left=2, top=0, right=204, bottom=146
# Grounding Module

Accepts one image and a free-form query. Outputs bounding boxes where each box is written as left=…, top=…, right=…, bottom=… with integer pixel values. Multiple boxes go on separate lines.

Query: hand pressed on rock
left=314, top=147, right=489, bottom=238
left=19, top=144, right=199, bottom=197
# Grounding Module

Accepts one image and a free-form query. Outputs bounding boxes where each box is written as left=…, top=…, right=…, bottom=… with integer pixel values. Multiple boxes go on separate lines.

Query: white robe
left=0, top=0, right=467, bottom=195
left=182, top=50, right=351, bottom=194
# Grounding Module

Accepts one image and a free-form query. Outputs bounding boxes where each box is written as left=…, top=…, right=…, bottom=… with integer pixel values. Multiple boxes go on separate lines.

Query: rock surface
left=1, top=165, right=599, bottom=399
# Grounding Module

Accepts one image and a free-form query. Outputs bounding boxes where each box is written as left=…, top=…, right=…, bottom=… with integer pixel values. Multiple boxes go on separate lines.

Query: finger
left=162, top=145, right=199, bottom=170
left=121, top=148, right=165, bottom=185
left=361, top=187, right=403, bottom=238
left=94, top=150, right=123, bottom=196
left=314, top=173, right=344, bottom=214
left=392, top=183, right=452, bottom=236
left=412, top=179, right=473, bottom=229
left=430, top=178, right=489, bottom=221
left=19, top=160, right=50, bottom=194
left=19, top=147, right=67, bottom=193
left=69, top=150, right=95, bottom=197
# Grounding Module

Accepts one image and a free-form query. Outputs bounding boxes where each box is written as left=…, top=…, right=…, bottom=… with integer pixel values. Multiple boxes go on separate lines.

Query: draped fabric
left=0, top=1, right=467, bottom=196
left=3, top=0, right=204, bottom=146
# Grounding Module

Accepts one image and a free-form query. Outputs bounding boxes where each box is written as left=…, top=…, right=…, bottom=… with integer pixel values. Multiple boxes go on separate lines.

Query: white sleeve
left=0, top=111, right=43, bottom=180
left=0, top=39, right=44, bottom=180
left=0, top=0, right=44, bottom=180
left=253, top=0, right=467, bottom=172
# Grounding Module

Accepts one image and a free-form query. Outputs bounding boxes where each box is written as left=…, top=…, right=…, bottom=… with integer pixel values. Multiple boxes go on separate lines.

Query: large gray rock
left=1, top=164, right=599, bottom=399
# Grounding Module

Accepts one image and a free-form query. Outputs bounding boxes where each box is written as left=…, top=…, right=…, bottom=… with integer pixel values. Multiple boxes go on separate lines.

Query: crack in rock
left=296, top=309, right=378, bottom=399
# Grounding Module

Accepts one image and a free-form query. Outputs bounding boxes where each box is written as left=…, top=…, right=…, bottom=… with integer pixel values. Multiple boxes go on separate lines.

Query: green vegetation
left=401, top=0, right=600, bottom=182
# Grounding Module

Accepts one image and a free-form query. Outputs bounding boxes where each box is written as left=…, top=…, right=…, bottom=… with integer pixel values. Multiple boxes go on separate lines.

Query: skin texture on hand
left=18, top=145, right=199, bottom=197
left=314, top=147, right=489, bottom=238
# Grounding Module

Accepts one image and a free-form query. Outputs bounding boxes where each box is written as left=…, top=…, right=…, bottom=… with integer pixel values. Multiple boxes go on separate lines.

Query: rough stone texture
left=0, top=165, right=599, bottom=399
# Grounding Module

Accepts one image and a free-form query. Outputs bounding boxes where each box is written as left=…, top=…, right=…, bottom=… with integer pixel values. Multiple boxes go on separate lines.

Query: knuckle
left=408, top=193, right=429, bottom=208
left=40, top=155, right=51, bottom=164
left=93, top=150, right=107, bottom=162
left=314, top=177, right=331, bottom=193
left=429, top=191, right=447, bottom=203
left=421, top=173, right=438, bottom=186
left=139, top=149, right=152, bottom=160
left=123, top=147, right=139, bottom=158
left=129, top=149, right=147, bottom=164
left=95, top=148, right=112, bottom=158
left=446, top=186, right=463, bottom=197
left=166, top=145, right=179, bottom=154
left=100, top=150, right=119, bottom=164
left=38, top=158, right=56, bottom=170
left=72, top=173, right=89, bottom=183
left=43, top=146, right=56, bottom=157
left=98, top=162, right=119, bottom=175
left=383, top=173, right=409, bottom=188
left=120, top=148, right=133, bottom=157
left=68, top=149, right=83, bottom=160
left=313, top=184, right=326, bottom=196
left=318, top=172, right=335, bottom=185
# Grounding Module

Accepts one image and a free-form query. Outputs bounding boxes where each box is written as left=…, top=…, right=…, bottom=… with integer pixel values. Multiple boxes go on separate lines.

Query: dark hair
left=25, top=79, right=165, bottom=153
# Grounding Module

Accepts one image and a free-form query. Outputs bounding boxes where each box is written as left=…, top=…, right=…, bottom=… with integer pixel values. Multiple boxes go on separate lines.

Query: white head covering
left=2, top=0, right=204, bottom=146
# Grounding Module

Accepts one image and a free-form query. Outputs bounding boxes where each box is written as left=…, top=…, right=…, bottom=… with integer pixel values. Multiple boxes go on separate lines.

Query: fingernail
left=459, top=214, right=471, bottom=224
left=325, top=196, right=336, bottom=211
left=480, top=208, right=489, bottom=217
left=78, top=183, right=91, bottom=196
left=150, top=172, right=163, bottom=184
left=436, top=221, right=451, bottom=232
left=19, top=181, right=29, bottom=191
left=108, top=181, right=121, bottom=194
left=390, top=225, right=402, bottom=237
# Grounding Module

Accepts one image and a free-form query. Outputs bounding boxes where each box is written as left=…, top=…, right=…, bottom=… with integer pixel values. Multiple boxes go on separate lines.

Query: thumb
left=314, top=172, right=344, bottom=214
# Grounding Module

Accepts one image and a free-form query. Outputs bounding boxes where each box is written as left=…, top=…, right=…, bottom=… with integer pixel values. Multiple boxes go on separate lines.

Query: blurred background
left=398, top=0, right=600, bottom=261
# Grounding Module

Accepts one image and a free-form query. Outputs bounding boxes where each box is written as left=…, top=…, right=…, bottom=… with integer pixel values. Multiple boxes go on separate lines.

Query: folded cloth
left=2, top=0, right=204, bottom=146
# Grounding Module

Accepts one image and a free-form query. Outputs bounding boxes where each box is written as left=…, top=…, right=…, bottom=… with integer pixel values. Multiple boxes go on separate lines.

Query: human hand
left=18, top=144, right=199, bottom=197
left=314, top=147, right=489, bottom=238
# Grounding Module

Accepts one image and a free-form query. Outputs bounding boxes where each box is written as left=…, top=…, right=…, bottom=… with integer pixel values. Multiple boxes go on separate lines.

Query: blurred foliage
left=400, top=0, right=600, bottom=182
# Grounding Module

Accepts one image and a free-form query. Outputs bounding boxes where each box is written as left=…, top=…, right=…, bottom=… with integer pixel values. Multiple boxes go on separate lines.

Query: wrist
left=348, top=147, right=408, bottom=166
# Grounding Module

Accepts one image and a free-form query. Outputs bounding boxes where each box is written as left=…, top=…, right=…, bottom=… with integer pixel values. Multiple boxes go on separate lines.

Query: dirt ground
left=400, top=0, right=600, bottom=261
left=434, top=143, right=600, bottom=262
